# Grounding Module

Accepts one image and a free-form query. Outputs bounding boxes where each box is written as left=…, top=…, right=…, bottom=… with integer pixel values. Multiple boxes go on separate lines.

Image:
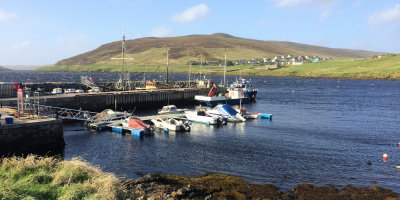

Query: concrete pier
left=0, top=118, right=64, bottom=156
left=1, top=88, right=209, bottom=112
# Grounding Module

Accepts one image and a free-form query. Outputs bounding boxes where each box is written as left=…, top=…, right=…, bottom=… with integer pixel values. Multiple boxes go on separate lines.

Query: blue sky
left=1, top=0, right=399, bottom=65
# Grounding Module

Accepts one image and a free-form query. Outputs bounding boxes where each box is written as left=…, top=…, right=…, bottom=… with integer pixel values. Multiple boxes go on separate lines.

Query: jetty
left=0, top=87, right=209, bottom=112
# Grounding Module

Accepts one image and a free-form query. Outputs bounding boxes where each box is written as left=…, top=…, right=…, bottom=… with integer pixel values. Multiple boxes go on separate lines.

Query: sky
left=0, top=0, right=400, bottom=66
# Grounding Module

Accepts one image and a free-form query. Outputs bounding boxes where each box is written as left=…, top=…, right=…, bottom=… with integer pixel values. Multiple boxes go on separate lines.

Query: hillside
left=56, top=33, right=381, bottom=66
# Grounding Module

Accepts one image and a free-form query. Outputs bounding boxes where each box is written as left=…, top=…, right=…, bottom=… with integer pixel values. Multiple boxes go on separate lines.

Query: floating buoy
left=396, top=166, right=400, bottom=169
left=398, top=142, right=400, bottom=147
left=383, top=153, right=389, bottom=159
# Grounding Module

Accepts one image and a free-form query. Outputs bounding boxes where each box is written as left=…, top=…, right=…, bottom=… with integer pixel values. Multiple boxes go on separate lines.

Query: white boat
left=206, top=105, right=246, bottom=122
left=238, top=108, right=259, bottom=119
left=64, top=88, right=77, bottom=94
left=184, top=110, right=222, bottom=125
left=158, top=105, right=187, bottom=115
left=151, top=117, right=190, bottom=131
left=51, top=88, right=62, bottom=94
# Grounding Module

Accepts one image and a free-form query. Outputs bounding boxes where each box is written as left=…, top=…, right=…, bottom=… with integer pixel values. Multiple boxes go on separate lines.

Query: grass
left=0, top=155, right=127, bottom=200
left=38, top=54, right=400, bottom=80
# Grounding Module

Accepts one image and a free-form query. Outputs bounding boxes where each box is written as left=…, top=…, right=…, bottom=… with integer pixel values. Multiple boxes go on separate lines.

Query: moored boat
left=158, top=105, right=187, bottom=115
left=206, top=104, right=246, bottom=122
left=151, top=117, right=191, bottom=131
left=184, top=110, right=224, bottom=125
left=238, top=108, right=259, bottom=119
left=194, top=84, right=249, bottom=107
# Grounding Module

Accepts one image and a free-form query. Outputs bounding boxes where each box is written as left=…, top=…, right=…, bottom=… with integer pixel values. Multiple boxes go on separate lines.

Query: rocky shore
left=123, top=173, right=399, bottom=200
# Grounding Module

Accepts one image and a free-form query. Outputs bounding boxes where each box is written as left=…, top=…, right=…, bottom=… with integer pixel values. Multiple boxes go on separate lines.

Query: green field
left=38, top=54, right=400, bottom=80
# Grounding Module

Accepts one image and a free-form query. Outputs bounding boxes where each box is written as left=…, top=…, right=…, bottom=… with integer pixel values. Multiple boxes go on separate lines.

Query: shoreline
left=124, top=173, right=399, bottom=199
left=33, top=69, right=400, bottom=82
left=1, top=155, right=398, bottom=199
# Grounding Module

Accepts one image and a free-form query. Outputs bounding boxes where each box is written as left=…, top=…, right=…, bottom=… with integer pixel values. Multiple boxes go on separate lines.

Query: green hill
left=55, top=33, right=381, bottom=66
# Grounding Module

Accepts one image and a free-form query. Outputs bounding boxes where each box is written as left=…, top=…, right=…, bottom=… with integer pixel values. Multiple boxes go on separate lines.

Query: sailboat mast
left=121, top=28, right=125, bottom=88
left=166, top=49, right=169, bottom=84
left=224, top=52, right=227, bottom=87
left=188, top=62, right=192, bottom=88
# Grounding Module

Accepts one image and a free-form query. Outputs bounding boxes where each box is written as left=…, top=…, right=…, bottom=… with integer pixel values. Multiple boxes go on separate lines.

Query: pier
left=0, top=87, right=209, bottom=112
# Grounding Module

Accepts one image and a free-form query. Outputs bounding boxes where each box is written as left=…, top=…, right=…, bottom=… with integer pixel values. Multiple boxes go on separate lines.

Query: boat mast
left=166, top=49, right=169, bottom=84
left=224, top=52, right=227, bottom=87
left=121, top=28, right=126, bottom=89
left=188, top=62, right=192, bottom=88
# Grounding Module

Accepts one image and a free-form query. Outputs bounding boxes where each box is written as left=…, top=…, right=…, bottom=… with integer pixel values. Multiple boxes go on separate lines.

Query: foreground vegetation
left=38, top=54, right=400, bottom=81
left=0, top=155, right=398, bottom=199
left=0, top=155, right=126, bottom=200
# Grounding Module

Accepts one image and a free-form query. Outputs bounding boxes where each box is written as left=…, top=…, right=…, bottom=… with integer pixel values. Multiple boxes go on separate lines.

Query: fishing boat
left=151, top=117, right=191, bottom=131
left=184, top=110, right=225, bottom=125
left=158, top=105, right=187, bottom=115
left=194, top=85, right=249, bottom=107
left=230, top=77, right=257, bottom=101
left=238, top=108, right=259, bottom=119
left=206, top=104, right=246, bottom=122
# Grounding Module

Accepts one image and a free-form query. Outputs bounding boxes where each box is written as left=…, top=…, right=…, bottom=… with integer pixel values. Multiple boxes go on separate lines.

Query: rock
left=176, top=189, right=183, bottom=196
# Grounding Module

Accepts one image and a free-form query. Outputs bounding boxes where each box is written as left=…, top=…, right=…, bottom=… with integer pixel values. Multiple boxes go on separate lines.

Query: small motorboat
left=238, top=108, right=259, bottom=119
left=158, top=105, right=187, bottom=115
left=206, top=104, right=246, bottom=122
left=64, top=88, right=77, bottom=94
left=151, top=117, right=191, bottom=131
left=185, top=110, right=225, bottom=125
left=119, top=117, right=153, bottom=136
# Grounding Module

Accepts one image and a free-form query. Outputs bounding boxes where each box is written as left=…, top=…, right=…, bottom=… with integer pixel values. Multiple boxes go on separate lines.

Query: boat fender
left=164, top=128, right=169, bottom=133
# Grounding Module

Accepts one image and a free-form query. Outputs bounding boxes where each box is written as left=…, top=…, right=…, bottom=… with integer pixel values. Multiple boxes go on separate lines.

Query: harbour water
left=1, top=71, right=400, bottom=192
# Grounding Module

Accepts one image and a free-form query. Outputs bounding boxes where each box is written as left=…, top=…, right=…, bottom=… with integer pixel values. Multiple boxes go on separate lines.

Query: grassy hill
left=55, top=33, right=380, bottom=66
left=40, top=54, right=400, bottom=80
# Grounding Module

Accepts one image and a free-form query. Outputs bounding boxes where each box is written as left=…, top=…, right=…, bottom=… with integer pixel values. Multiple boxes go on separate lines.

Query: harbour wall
left=0, top=119, right=65, bottom=156
left=39, top=88, right=209, bottom=112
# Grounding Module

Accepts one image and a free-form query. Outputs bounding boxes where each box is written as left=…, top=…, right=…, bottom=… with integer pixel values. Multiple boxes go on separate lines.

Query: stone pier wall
left=0, top=119, right=64, bottom=156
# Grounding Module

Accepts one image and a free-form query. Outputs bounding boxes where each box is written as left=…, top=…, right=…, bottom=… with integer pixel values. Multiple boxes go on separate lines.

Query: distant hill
left=56, top=33, right=382, bottom=66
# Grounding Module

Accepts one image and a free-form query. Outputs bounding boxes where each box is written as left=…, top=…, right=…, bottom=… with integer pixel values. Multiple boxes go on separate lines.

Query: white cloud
left=149, top=26, right=174, bottom=37
left=0, top=9, right=17, bottom=21
left=319, top=10, right=331, bottom=21
left=270, top=0, right=340, bottom=9
left=12, top=40, right=29, bottom=49
left=369, top=3, right=400, bottom=25
left=171, top=4, right=210, bottom=23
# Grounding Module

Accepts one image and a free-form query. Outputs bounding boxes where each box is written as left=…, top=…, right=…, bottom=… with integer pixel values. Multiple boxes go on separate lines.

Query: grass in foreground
left=0, top=155, right=126, bottom=200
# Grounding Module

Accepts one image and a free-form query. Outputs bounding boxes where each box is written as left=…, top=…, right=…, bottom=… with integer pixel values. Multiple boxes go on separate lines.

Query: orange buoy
left=383, top=153, right=389, bottom=159
left=398, top=142, right=400, bottom=147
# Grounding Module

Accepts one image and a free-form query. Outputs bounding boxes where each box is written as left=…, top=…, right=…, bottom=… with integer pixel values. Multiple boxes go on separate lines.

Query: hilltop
left=56, top=33, right=380, bottom=66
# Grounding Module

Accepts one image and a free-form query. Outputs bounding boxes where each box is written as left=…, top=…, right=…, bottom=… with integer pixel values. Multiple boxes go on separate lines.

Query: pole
left=166, top=49, right=169, bottom=84
left=224, top=52, right=226, bottom=87
left=188, top=62, right=192, bottom=88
